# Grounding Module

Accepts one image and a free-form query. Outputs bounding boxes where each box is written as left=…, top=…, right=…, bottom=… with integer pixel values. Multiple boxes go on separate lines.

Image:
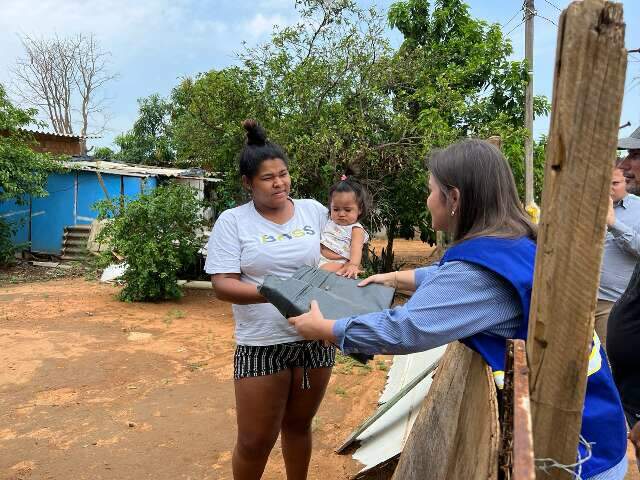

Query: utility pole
left=524, top=0, right=535, bottom=206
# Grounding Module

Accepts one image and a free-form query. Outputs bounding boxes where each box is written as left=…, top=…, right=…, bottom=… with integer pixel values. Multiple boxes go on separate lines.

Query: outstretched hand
left=358, top=272, right=396, bottom=288
left=289, top=300, right=337, bottom=342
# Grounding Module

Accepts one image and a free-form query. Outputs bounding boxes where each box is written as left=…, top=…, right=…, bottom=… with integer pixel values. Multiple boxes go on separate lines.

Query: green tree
left=0, top=84, right=62, bottom=263
left=388, top=0, right=550, bottom=201
left=95, top=183, right=202, bottom=301
left=245, top=0, right=548, bottom=269
left=115, top=94, right=175, bottom=166
left=170, top=68, right=269, bottom=215
left=94, top=146, right=115, bottom=160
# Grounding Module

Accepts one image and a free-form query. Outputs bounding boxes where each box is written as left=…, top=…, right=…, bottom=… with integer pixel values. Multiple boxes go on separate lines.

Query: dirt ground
left=0, top=278, right=390, bottom=480
left=369, top=238, right=440, bottom=270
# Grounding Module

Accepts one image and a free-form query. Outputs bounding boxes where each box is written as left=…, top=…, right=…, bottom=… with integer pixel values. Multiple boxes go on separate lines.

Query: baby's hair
left=239, top=119, right=288, bottom=179
left=328, top=169, right=371, bottom=220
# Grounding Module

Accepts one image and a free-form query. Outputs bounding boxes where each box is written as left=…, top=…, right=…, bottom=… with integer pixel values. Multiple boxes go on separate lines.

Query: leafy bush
left=94, top=183, right=202, bottom=301
left=94, top=146, right=115, bottom=160
left=361, top=245, right=397, bottom=277
left=0, top=219, right=17, bottom=265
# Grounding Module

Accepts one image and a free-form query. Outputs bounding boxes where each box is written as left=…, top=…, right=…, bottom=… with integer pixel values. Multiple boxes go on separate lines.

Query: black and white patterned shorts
left=234, top=340, right=336, bottom=389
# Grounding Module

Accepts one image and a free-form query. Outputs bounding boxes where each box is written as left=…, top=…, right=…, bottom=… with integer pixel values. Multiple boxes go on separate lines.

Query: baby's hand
left=337, top=262, right=360, bottom=279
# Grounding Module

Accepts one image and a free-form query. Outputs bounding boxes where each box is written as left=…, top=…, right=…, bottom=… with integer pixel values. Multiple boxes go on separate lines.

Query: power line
left=535, top=12, right=558, bottom=27
left=543, top=0, right=562, bottom=12
left=506, top=19, right=527, bottom=37
left=502, top=5, right=525, bottom=29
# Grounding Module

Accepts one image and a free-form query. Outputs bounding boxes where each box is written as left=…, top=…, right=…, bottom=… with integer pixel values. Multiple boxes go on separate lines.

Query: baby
left=319, top=174, right=371, bottom=278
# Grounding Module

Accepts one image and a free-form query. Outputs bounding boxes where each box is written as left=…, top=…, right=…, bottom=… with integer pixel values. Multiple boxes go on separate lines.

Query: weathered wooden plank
left=391, top=342, right=499, bottom=480
left=512, top=340, right=535, bottom=480
left=526, top=1, right=627, bottom=478
left=501, top=340, right=535, bottom=480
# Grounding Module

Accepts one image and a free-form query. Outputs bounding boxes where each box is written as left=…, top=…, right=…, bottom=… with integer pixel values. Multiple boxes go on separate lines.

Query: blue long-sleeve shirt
left=332, top=261, right=522, bottom=355
left=598, top=193, right=640, bottom=302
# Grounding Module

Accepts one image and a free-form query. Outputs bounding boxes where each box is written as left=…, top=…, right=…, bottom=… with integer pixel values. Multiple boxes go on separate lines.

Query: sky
left=0, top=0, right=639, bottom=151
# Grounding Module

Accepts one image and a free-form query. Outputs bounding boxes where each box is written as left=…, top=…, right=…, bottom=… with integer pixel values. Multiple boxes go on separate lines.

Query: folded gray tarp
left=259, top=265, right=396, bottom=363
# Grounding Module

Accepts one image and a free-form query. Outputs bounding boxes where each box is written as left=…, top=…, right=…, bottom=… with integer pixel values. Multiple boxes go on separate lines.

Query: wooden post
left=526, top=1, right=626, bottom=477
left=524, top=0, right=535, bottom=206
left=391, top=342, right=500, bottom=480
left=95, top=163, right=111, bottom=200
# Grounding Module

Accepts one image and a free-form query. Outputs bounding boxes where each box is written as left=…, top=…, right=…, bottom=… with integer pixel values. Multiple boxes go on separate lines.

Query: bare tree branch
left=10, top=33, right=117, bottom=144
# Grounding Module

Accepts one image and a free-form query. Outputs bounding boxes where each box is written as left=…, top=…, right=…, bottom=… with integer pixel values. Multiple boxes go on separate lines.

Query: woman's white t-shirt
left=204, top=199, right=328, bottom=346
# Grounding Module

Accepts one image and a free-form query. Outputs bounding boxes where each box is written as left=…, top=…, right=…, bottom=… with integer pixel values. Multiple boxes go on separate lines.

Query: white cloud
left=193, top=19, right=228, bottom=35
left=242, top=13, right=288, bottom=39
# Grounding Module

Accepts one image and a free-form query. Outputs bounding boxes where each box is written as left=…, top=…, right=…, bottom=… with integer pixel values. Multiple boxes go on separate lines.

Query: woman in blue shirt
left=289, top=139, right=628, bottom=480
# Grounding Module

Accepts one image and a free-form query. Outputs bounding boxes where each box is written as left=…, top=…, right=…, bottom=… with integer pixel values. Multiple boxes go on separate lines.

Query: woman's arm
left=290, top=261, right=521, bottom=355
left=211, top=273, right=267, bottom=304
left=336, top=227, right=366, bottom=278
left=359, top=269, right=418, bottom=292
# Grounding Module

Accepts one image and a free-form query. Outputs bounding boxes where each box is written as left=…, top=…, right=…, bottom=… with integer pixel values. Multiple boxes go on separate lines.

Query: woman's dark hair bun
left=242, top=119, right=267, bottom=146
left=343, top=166, right=357, bottom=177
left=238, top=119, right=288, bottom=179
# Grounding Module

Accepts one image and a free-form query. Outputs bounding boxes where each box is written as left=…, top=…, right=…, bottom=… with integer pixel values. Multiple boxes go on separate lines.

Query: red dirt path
left=0, top=279, right=389, bottom=480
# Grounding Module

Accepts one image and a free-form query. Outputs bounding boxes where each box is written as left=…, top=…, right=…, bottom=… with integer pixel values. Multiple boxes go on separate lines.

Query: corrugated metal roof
left=19, top=128, right=100, bottom=139
left=64, top=160, right=222, bottom=181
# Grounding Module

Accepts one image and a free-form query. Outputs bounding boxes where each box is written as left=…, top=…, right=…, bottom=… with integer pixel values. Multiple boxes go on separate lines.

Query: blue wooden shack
left=0, top=159, right=219, bottom=257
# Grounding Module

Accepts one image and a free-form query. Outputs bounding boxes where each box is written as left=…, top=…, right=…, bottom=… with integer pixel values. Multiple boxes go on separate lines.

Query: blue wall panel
left=123, top=176, right=143, bottom=202
left=142, top=177, right=156, bottom=193
left=0, top=198, right=30, bottom=247
left=31, top=174, right=75, bottom=254
left=76, top=172, right=122, bottom=224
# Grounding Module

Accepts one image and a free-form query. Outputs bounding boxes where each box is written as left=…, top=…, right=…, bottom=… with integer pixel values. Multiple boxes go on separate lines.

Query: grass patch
left=164, top=308, right=186, bottom=325
left=335, top=352, right=373, bottom=375
left=334, top=386, right=347, bottom=397
left=186, top=361, right=207, bottom=372
left=356, top=363, right=373, bottom=375
left=311, top=416, right=322, bottom=432
left=376, top=360, right=389, bottom=371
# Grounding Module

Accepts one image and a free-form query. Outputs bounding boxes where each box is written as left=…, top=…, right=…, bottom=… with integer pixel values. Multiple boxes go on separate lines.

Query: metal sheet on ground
left=351, top=346, right=446, bottom=474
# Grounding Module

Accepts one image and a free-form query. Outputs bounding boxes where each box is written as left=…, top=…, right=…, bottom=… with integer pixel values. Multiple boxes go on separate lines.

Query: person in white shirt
left=204, top=120, right=334, bottom=480
left=319, top=173, right=371, bottom=278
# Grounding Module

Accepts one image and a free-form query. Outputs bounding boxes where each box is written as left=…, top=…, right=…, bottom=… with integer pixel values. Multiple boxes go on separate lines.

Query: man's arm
left=606, top=198, right=640, bottom=258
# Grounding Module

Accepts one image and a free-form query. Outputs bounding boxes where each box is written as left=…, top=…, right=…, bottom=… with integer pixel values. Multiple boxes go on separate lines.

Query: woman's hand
left=358, top=272, right=397, bottom=288
left=606, top=197, right=616, bottom=227
left=336, top=262, right=360, bottom=279
left=289, top=300, right=337, bottom=342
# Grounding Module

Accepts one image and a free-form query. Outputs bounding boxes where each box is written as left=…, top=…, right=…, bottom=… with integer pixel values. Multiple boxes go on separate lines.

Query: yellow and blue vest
left=441, top=236, right=627, bottom=478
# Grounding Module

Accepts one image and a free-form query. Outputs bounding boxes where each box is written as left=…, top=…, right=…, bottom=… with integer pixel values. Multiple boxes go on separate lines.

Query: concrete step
left=63, top=246, right=88, bottom=254
left=64, top=238, right=88, bottom=247
left=65, top=224, right=92, bottom=232
left=64, top=229, right=91, bottom=237
left=60, top=255, right=87, bottom=261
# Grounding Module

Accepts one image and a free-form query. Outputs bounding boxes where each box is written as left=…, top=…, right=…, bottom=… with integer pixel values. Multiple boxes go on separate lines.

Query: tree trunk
left=383, top=222, right=396, bottom=273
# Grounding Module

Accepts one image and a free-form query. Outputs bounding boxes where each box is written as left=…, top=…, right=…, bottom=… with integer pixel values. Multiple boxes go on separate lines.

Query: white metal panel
left=351, top=346, right=446, bottom=474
